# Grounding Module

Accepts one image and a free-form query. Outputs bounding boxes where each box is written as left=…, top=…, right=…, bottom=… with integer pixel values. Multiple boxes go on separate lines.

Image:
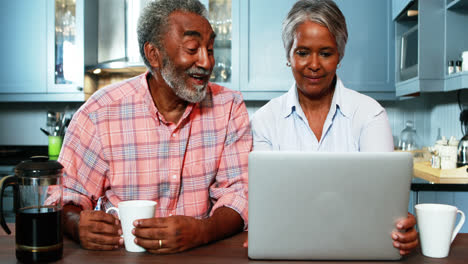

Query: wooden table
left=2, top=223, right=468, bottom=263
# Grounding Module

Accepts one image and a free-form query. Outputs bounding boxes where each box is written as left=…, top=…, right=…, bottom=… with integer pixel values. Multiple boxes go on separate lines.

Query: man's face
left=159, top=11, right=215, bottom=103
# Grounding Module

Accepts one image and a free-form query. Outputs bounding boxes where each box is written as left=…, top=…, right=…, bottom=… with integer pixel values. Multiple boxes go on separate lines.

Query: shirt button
left=172, top=133, right=177, bottom=137
left=169, top=213, right=173, bottom=216
left=172, top=174, right=177, bottom=179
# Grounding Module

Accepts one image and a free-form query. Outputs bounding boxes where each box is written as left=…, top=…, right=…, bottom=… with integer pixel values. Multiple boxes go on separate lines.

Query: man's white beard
left=160, top=57, right=208, bottom=103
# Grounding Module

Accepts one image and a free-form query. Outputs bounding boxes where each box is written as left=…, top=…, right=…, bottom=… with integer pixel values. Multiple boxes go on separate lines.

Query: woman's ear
left=144, top=42, right=161, bottom=69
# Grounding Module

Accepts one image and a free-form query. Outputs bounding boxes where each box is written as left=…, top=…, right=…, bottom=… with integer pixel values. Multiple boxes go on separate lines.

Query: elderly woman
left=249, top=0, right=418, bottom=255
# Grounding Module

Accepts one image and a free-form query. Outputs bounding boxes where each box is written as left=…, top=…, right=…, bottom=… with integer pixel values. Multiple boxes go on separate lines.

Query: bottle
left=435, top=128, right=442, bottom=142
left=448, top=60, right=454, bottom=75
left=456, top=60, right=462, bottom=73
left=431, top=151, right=441, bottom=169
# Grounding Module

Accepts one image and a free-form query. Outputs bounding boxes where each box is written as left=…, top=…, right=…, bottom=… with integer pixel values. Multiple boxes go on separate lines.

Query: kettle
left=0, top=156, right=64, bottom=263
left=457, top=134, right=468, bottom=167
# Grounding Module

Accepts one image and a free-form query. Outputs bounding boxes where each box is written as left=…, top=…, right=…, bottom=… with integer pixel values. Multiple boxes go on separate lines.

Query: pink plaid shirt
left=59, top=72, right=252, bottom=227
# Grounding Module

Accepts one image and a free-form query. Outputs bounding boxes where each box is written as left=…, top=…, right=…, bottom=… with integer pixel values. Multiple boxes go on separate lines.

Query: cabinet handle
left=407, top=10, right=418, bottom=17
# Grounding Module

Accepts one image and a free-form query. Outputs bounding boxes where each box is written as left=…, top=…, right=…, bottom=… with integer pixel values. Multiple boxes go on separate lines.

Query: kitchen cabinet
left=394, top=0, right=445, bottom=97
left=0, top=1, right=48, bottom=95
left=238, top=0, right=395, bottom=101
left=392, top=0, right=414, bottom=20
left=47, top=0, right=84, bottom=96
left=444, top=0, right=468, bottom=92
left=335, top=0, right=395, bottom=100
left=204, top=0, right=239, bottom=92
left=394, top=0, right=468, bottom=97
left=238, top=0, right=294, bottom=100
left=0, top=0, right=94, bottom=102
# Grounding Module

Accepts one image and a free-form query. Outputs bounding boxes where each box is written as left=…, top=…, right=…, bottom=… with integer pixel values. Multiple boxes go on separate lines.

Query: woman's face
left=289, top=21, right=340, bottom=99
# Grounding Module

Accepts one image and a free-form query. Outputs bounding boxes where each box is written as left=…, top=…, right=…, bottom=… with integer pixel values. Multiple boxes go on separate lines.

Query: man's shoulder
left=207, top=82, right=244, bottom=105
left=82, top=74, right=144, bottom=114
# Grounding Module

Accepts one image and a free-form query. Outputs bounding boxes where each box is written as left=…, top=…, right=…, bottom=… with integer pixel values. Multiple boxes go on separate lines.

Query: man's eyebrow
left=183, top=31, right=217, bottom=40
left=183, top=30, right=202, bottom=38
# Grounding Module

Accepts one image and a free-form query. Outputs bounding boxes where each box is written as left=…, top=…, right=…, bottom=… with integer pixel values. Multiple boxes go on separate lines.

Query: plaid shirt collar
left=140, top=71, right=196, bottom=128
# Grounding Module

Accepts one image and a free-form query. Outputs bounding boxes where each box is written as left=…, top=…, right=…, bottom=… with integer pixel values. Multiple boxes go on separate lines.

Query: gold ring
left=159, top=239, right=162, bottom=249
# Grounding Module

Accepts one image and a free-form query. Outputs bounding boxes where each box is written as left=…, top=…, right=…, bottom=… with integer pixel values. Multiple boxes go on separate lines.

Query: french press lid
left=15, top=156, right=63, bottom=177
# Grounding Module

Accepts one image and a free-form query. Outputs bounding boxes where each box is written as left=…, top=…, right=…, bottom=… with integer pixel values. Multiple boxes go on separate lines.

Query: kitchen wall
left=0, top=91, right=466, bottom=147
left=386, top=91, right=466, bottom=148
left=0, top=102, right=81, bottom=146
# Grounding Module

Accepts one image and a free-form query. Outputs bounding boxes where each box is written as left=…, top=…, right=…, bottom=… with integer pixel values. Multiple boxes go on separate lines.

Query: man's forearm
left=63, top=204, right=82, bottom=243
left=200, top=206, right=244, bottom=245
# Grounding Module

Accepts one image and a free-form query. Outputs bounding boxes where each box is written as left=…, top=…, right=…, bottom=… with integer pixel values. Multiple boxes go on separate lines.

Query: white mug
left=415, top=203, right=465, bottom=258
left=106, top=200, right=157, bottom=252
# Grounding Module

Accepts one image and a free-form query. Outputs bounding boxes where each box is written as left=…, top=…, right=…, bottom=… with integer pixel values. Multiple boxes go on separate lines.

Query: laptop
left=248, top=151, right=413, bottom=260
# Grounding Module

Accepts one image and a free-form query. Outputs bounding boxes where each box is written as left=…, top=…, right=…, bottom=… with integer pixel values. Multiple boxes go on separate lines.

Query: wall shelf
left=445, top=0, right=468, bottom=92
left=394, top=0, right=468, bottom=97
left=445, top=72, right=468, bottom=91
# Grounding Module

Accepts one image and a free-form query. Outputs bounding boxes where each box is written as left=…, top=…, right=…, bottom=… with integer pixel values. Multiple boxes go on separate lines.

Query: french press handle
left=0, top=175, right=18, bottom=235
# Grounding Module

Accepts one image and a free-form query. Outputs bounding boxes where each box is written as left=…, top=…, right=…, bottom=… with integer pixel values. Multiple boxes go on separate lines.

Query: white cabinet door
left=0, top=1, right=47, bottom=94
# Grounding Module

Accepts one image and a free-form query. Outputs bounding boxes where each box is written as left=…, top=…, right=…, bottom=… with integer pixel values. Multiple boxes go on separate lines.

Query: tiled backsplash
left=384, top=91, right=466, bottom=148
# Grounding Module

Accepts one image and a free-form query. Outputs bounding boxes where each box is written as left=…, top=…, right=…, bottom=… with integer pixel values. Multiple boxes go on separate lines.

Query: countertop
left=2, top=223, right=468, bottom=263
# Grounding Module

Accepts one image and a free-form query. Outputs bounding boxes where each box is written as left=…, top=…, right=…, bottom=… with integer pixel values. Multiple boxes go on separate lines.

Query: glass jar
left=398, top=120, right=420, bottom=151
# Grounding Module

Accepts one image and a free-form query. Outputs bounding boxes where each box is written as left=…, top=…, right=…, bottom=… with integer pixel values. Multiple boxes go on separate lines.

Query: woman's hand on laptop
left=391, top=212, right=419, bottom=256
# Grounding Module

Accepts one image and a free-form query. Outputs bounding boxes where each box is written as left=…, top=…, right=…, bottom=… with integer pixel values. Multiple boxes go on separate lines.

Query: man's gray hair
left=137, top=0, right=208, bottom=70
left=282, top=0, right=348, bottom=62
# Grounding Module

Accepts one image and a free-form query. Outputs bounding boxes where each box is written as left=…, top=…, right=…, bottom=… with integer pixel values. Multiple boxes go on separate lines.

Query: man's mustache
left=186, top=67, right=211, bottom=76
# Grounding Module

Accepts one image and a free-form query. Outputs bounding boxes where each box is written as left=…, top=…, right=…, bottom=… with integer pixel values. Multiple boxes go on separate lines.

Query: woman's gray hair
left=137, top=0, right=208, bottom=69
left=282, top=0, right=348, bottom=62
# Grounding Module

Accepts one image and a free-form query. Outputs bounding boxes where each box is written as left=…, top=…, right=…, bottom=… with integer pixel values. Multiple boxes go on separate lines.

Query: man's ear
left=144, top=42, right=162, bottom=69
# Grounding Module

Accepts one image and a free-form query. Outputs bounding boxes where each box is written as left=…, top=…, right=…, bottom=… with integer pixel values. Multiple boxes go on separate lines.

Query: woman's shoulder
left=339, top=85, right=385, bottom=117
left=251, top=93, right=288, bottom=124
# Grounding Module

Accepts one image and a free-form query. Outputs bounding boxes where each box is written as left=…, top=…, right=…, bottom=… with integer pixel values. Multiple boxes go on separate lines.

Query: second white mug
left=415, top=203, right=465, bottom=258
left=106, top=200, right=157, bottom=252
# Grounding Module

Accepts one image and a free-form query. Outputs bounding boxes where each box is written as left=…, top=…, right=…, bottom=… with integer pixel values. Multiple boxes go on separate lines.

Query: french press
left=0, top=156, right=64, bottom=263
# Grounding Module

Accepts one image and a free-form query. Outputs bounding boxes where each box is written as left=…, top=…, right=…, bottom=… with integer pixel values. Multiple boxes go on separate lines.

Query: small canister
left=456, top=60, right=462, bottom=73
left=448, top=60, right=454, bottom=75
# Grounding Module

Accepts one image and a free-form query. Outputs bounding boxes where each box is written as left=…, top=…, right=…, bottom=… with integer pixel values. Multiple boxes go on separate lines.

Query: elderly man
left=60, top=0, right=251, bottom=254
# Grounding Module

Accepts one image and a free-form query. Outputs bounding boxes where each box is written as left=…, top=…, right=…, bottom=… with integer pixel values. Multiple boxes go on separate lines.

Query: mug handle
left=106, top=207, right=120, bottom=218
left=451, top=210, right=465, bottom=243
